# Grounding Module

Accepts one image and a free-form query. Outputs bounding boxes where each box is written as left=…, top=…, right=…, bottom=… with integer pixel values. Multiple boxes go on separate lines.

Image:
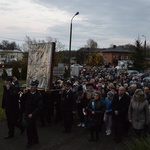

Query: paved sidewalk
left=0, top=121, right=129, bottom=150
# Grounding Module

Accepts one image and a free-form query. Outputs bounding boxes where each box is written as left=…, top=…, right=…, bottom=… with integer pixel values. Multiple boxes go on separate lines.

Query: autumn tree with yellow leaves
left=88, top=51, right=104, bottom=66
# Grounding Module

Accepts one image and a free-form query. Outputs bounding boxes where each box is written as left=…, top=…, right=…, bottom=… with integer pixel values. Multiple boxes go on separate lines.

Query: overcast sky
left=0, top=0, right=150, bottom=50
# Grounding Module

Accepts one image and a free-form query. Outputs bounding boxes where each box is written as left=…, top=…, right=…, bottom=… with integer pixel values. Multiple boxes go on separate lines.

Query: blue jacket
left=104, top=97, right=112, bottom=113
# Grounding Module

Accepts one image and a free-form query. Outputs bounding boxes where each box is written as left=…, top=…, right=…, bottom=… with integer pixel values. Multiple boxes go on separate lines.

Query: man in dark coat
left=60, top=82, right=75, bottom=133
left=24, top=80, right=43, bottom=148
left=39, top=90, right=54, bottom=127
left=112, top=86, right=130, bottom=143
left=2, top=77, right=24, bottom=139
left=53, top=81, right=62, bottom=124
left=143, top=86, right=150, bottom=104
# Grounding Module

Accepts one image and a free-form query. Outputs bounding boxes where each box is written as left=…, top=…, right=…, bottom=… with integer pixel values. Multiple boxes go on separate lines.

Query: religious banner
left=26, top=42, right=55, bottom=90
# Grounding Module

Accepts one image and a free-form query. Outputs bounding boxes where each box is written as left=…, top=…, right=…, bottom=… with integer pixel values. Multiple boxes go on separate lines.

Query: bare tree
left=20, top=36, right=32, bottom=52
left=85, top=39, right=98, bottom=48
left=46, top=37, right=65, bottom=52
left=21, top=36, right=65, bottom=52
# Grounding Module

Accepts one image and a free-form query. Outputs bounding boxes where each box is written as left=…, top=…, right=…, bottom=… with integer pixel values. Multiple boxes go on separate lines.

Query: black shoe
left=4, top=135, right=14, bottom=139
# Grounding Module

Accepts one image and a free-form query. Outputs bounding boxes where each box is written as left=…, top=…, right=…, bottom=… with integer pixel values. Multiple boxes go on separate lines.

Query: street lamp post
left=142, top=35, right=148, bottom=67
left=68, top=12, right=79, bottom=78
left=142, top=35, right=146, bottom=49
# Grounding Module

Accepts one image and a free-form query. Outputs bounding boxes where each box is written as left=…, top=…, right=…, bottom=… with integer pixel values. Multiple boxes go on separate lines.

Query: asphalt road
left=0, top=118, right=130, bottom=150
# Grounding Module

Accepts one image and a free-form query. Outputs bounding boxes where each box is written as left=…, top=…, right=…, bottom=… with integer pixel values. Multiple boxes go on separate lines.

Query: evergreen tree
left=130, top=39, right=146, bottom=71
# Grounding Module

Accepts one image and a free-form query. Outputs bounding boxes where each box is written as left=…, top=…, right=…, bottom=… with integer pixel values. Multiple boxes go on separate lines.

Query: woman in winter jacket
left=128, top=89, right=150, bottom=137
left=87, top=91, right=105, bottom=142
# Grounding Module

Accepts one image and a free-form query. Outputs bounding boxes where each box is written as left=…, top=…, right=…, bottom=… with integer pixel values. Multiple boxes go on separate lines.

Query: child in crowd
left=104, top=91, right=114, bottom=135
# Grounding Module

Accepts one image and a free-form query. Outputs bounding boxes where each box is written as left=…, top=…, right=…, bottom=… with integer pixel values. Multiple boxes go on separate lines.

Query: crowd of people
left=1, top=66, right=150, bottom=149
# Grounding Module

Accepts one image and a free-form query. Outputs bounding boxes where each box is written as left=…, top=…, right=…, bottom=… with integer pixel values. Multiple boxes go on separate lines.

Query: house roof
left=78, top=46, right=131, bottom=53
left=102, top=47, right=131, bottom=53
left=78, top=47, right=102, bottom=53
left=0, top=49, right=23, bottom=53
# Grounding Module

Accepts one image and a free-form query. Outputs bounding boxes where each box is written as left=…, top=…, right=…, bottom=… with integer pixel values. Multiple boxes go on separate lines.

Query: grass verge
left=125, top=136, right=150, bottom=150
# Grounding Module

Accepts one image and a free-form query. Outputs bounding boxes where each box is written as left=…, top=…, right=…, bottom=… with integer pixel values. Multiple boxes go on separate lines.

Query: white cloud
left=0, top=0, right=150, bottom=49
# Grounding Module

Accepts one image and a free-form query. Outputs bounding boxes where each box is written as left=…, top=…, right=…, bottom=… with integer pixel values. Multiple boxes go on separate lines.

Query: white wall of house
left=0, top=49, right=23, bottom=63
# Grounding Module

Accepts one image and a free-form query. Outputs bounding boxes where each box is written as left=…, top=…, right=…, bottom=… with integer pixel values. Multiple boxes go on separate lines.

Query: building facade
left=78, top=46, right=131, bottom=65
left=102, top=47, right=131, bottom=64
left=0, top=49, right=23, bottom=63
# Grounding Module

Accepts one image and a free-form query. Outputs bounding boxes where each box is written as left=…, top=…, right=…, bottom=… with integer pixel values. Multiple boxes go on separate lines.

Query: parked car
left=126, top=70, right=139, bottom=76
left=142, top=72, right=150, bottom=78
left=133, top=73, right=144, bottom=80
left=143, top=76, right=150, bottom=81
left=142, top=76, right=150, bottom=86
left=134, top=72, right=150, bottom=80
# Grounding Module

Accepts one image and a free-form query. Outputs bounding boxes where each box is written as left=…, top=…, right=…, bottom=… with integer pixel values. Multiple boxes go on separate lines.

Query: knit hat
left=107, top=91, right=114, bottom=97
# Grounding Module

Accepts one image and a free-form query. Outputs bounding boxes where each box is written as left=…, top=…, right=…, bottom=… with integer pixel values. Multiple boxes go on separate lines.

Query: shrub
left=125, top=136, right=150, bottom=150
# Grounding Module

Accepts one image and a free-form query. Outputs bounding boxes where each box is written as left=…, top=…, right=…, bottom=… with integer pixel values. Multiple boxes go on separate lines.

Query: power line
left=0, top=36, right=82, bottom=49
